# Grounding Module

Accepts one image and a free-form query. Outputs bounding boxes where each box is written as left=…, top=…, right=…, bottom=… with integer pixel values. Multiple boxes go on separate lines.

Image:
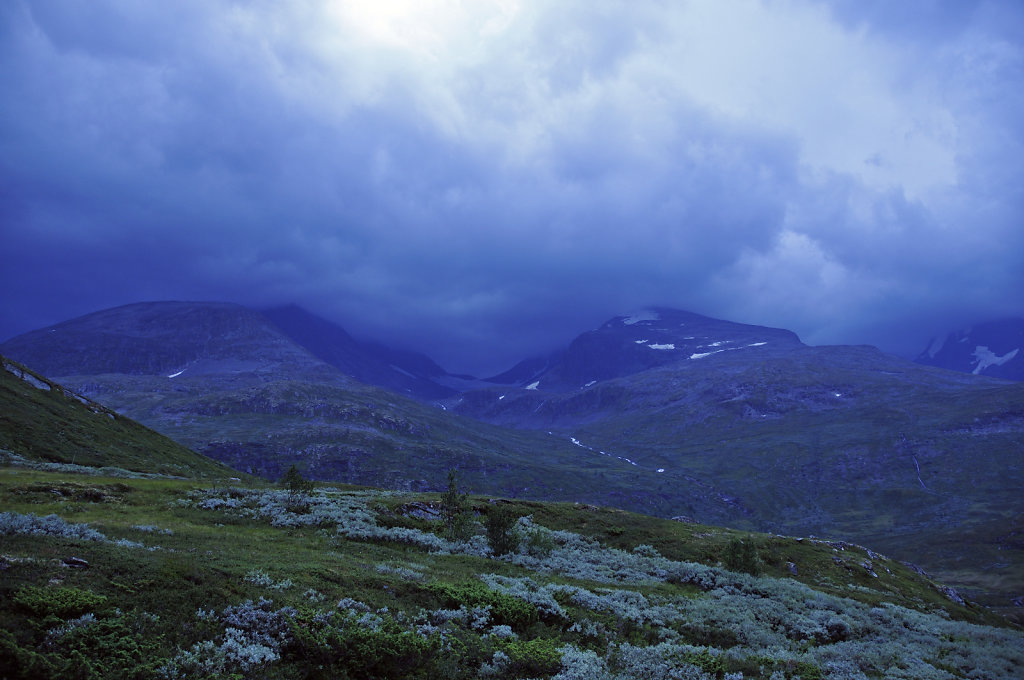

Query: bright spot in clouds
left=0, top=0, right=1022, bottom=375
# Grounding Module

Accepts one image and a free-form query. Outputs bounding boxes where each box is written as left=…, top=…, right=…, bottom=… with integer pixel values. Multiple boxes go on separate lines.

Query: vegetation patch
left=0, top=469, right=1021, bottom=679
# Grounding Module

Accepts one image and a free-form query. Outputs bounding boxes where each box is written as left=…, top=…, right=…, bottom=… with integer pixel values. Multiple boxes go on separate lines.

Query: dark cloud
left=1, top=0, right=1022, bottom=376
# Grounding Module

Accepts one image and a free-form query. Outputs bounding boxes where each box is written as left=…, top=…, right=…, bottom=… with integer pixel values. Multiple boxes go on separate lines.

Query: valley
left=2, top=302, right=1023, bottom=625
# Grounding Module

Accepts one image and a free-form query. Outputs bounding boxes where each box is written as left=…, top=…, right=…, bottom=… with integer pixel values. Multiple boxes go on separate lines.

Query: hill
left=1, top=467, right=1021, bottom=679
left=0, top=355, right=236, bottom=479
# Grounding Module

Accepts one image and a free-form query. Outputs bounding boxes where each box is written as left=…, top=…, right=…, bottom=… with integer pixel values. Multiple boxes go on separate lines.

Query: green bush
left=521, top=525, right=556, bottom=557
left=424, top=581, right=538, bottom=631
left=0, top=615, right=162, bottom=680
left=55, top=617, right=163, bottom=680
left=287, top=610, right=437, bottom=680
left=722, top=537, right=762, bottom=576
left=679, top=648, right=724, bottom=676
left=499, top=637, right=561, bottom=677
left=485, top=504, right=519, bottom=556
left=13, top=586, right=107, bottom=619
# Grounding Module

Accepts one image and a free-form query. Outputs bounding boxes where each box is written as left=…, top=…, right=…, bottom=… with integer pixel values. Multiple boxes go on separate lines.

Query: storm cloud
left=1, top=0, right=1022, bottom=375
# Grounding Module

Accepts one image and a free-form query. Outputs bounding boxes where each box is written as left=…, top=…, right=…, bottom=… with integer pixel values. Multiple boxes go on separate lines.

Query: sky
left=1, top=0, right=1022, bottom=376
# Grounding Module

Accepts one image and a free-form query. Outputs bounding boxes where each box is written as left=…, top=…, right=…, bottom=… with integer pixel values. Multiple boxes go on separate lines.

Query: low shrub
left=13, top=586, right=107, bottom=619
left=286, top=609, right=438, bottom=680
left=424, top=581, right=538, bottom=631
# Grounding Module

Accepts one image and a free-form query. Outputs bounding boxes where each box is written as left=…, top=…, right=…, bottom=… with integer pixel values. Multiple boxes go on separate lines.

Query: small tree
left=485, top=503, right=519, bottom=556
left=440, top=470, right=474, bottom=542
left=280, top=464, right=313, bottom=497
left=723, top=537, right=762, bottom=576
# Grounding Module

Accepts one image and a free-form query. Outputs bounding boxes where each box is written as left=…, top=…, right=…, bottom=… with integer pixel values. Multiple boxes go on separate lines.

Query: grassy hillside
left=454, top=345, right=1024, bottom=619
left=1, top=467, right=1021, bottom=679
left=0, top=356, right=237, bottom=480
left=56, top=370, right=742, bottom=521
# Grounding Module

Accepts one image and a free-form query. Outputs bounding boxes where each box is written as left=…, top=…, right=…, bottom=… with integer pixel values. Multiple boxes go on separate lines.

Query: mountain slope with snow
left=915, top=318, right=1024, bottom=381
left=482, top=307, right=803, bottom=392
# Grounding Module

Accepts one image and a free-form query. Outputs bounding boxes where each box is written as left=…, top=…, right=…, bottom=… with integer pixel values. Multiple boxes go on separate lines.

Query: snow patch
left=525, top=381, right=540, bottom=390
left=389, top=364, right=417, bottom=379
left=584, top=380, right=597, bottom=387
left=167, top=370, right=185, bottom=378
left=747, top=342, right=767, bottom=347
left=648, top=343, right=675, bottom=350
left=656, top=468, right=665, bottom=473
left=689, top=350, right=723, bottom=360
left=634, top=339, right=648, bottom=344
left=972, top=346, right=1020, bottom=375
left=622, top=310, right=660, bottom=325
left=925, top=335, right=946, bottom=358
left=498, top=394, right=506, bottom=400
left=3, top=362, right=50, bottom=391
left=569, top=436, right=639, bottom=468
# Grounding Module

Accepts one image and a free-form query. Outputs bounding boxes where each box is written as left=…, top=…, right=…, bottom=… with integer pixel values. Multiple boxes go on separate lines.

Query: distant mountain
left=484, top=350, right=565, bottom=385
left=1, top=301, right=734, bottom=519
left=0, top=354, right=234, bottom=478
left=0, top=301, right=328, bottom=379
left=915, top=318, right=1024, bottom=381
left=483, top=307, right=803, bottom=392
left=262, top=304, right=458, bottom=399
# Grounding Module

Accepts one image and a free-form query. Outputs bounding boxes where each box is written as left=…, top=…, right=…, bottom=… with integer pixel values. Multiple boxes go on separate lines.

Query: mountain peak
left=488, top=307, right=803, bottom=391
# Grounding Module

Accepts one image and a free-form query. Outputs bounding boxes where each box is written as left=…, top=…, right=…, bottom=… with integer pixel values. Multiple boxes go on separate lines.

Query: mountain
left=0, top=301, right=328, bottom=379
left=0, top=354, right=235, bottom=479
left=261, top=304, right=458, bottom=399
left=449, top=310, right=1024, bottom=615
left=0, top=301, right=737, bottom=520
left=483, top=307, right=803, bottom=391
left=484, top=350, right=565, bottom=385
left=4, top=301, right=1024, bottom=618
left=916, top=317, right=1024, bottom=381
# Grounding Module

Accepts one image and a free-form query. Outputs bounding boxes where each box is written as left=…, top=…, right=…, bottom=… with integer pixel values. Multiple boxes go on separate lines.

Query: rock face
left=915, top=318, right=1024, bottom=381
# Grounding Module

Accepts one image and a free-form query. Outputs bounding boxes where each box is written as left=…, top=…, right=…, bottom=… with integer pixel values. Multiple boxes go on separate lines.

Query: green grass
left=0, top=357, right=238, bottom=479
left=2, top=468, right=1021, bottom=679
